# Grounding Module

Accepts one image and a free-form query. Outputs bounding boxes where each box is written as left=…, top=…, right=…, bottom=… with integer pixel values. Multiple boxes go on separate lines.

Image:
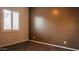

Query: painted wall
left=0, top=7, right=28, bottom=47
left=29, top=7, right=79, bottom=49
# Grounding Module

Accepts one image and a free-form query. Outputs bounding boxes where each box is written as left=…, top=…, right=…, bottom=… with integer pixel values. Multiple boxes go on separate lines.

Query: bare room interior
left=0, top=7, right=79, bottom=51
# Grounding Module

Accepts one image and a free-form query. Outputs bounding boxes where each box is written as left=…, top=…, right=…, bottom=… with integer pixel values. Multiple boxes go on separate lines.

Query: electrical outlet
left=64, top=41, right=67, bottom=44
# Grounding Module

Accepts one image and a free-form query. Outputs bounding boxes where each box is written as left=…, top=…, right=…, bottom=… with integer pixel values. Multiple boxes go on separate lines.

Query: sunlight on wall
left=34, top=16, right=44, bottom=30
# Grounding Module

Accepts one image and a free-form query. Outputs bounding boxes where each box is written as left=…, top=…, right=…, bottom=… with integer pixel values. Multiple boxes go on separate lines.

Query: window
left=13, top=12, right=19, bottom=30
left=4, top=9, right=11, bottom=30
left=3, top=9, right=19, bottom=31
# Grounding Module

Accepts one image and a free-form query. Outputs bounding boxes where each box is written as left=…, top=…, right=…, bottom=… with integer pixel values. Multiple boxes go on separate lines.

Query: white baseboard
left=0, top=39, right=29, bottom=48
left=29, top=40, right=79, bottom=51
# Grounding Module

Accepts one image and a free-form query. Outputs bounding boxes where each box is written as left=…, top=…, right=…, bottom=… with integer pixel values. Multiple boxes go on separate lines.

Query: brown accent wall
left=0, top=7, right=28, bottom=47
left=29, top=7, right=79, bottom=49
